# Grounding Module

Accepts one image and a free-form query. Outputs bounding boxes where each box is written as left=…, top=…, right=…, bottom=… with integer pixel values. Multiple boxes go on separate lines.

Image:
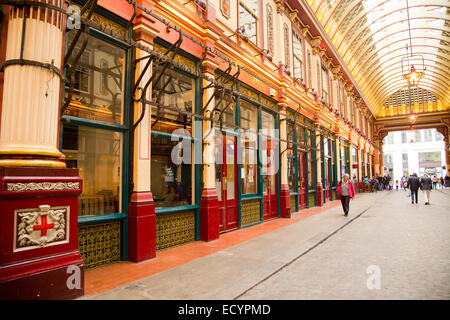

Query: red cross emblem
left=33, top=215, right=54, bottom=237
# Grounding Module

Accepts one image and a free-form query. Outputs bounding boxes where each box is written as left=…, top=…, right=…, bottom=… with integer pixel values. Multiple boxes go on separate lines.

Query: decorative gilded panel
left=7, top=182, right=80, bottom=192
left=290, top=196, right=296, bottom=213
left=78, top=221, right=121, bottom=270
left=241, top=199, right=261, bottom=226
left=156, top=211, right=195, bottom=251
left=240, top=86, right=260, bottom=102
left=70, top=2, right=127, bottom=37
left=153, top=43, right=196, bottom=70
left=308, top=192, right=315, bottom=208
left=261, top=96, right=277, bottom=111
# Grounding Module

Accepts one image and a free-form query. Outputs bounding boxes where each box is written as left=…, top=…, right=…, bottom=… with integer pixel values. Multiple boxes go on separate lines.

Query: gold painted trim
left=0, top=148, right=62, bottom=157
left=0, top=160, right=66, bottom=168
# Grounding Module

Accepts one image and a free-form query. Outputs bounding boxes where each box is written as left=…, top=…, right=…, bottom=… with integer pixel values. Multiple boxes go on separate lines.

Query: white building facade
left=382, top=129, right=446, bottom=182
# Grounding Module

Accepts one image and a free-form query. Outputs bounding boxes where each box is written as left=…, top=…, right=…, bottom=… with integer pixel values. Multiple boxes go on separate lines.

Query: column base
left=0, top=166, right=83, bottom=299
left=0, top=251, right=84, bottom=300
left=200, top=188, right=219, bottom=242
left=128, top=192, right=156, bottom=262
left=316, top=184, right=324, bottom=207
left=280, top=184, right=291, bottom=218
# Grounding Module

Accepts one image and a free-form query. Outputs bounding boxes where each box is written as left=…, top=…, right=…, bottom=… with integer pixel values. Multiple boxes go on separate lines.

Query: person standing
left=420, top=173, right=432, bottom=205
left=337, top=173, right=355, bottom=217
left=395, top=180, right=399, bottom=191
left=445, top=173, right=450, bottom=188
left=385, top=174, right=392, bottom=190
left=407, top=173, right=421, bottom=204
left=432, top=175, right=438, bottom=189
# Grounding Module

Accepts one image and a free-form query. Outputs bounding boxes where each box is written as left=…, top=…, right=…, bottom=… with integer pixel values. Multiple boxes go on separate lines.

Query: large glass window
left=150, top=62, right=195, bottom=208
left=307, top=50, right=312, bottom=87
left=287, top=121, right=296, bottom=192
left=293, top=32, right=303, bottom=80
left=63, top=29, right=127, bottom=218
left=266, top=4, right=274, bottom=54
left=284, top=24, right=290, bottom=67
left=240, top=100, right=258, bottom=194
left=321, top=66, right=328, bottom=103
left=151, top=66, right=194, bottom=134
left=64, top=32, right=126, bottom=124
left=261, top=110, right=276, bottom=195
left=151, top=134, right=192, bottom=208
left=63, top=126, right=122, bottom=217
left=239, top=1, right=258, bottom=44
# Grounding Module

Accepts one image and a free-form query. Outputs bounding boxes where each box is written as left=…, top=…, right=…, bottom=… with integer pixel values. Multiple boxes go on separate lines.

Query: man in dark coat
left=420, top=173, right=432, bottom=205
left=385, top=174, right=392, bottom=190
left=407, top=173, right=421, bottom=204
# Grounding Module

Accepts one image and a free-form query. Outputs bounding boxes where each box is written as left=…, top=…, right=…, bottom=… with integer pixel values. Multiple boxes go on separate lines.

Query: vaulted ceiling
left=307, top=0, right=449, bottom=116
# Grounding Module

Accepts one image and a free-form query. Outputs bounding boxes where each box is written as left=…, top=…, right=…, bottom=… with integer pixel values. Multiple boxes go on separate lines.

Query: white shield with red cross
left=13, top=205, right=70, bottom=252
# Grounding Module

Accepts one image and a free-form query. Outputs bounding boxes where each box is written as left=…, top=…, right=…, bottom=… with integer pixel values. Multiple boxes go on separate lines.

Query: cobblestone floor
left=239, top=188, right=450, bottom=300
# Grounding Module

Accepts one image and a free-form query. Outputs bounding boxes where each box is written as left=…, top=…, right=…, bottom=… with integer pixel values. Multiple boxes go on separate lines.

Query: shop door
left=298, top=152, right=307, bottom=209
left=216, top=133, right=238, bottom=232
left=262, top=139, right=278, bottom=220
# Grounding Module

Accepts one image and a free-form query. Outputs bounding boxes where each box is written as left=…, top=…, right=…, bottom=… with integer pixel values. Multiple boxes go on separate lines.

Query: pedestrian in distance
left=420, top=173, right=432, bottom=205
left=407, top=173, right=421, bottom=204
left=395, top=180, right=399, bottom=191
left=337, top=173, right=355, bottom=217
left=385, top=174, right=392, bottom=190
left=445, top=173, right=450, bottom=188
left=432, top=175, right=438, bottom=189
left=439, top=176, right=444, bottom=188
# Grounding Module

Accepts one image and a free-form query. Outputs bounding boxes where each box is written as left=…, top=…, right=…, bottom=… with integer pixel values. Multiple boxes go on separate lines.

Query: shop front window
left=261, top=110, right=276, bottom=194
left=63, top=125, right=122, bottom=217
left=240, top=100, right=258, bottom=194
left=64, top=31, right=126, bottom=124
left=151, top=134, right=192, bottom=208
left=151, top=66, right=194, bottom=134
left=150, top=61, right=196, bottom=208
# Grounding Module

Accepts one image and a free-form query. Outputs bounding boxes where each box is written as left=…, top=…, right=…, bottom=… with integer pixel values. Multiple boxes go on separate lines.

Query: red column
left=280, top=184, right=291, bottom=218
left=316, top=183, right=324, bottom=206
left=128, top=192, right=156, bottom=262
left=0, top=167, right=83, bottom=299
left=200, top=188, right=219, bottom=241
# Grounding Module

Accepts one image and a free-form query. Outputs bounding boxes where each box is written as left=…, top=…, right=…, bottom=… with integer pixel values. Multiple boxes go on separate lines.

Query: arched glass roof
left=308, top=0, right=449, bottom=116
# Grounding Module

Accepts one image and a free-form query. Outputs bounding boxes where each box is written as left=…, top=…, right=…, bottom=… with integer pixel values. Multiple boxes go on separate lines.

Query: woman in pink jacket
left=336, top=173, right=355, bottom=217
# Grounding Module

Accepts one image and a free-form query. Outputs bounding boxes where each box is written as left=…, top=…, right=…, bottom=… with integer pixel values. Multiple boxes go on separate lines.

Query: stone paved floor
left=87, top=188, right=450, bottom=300
left=240, top=188, right=450, bottom=300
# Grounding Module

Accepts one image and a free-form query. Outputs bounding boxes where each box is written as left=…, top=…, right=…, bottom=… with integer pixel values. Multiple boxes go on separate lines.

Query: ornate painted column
left=200, top=56, right=220, bottom=241
left=199, top=15, right=220, bottom=240
left=278, top=102, right=290, bottom=218
left=0, top=1, right=84, bottom=299
left=127, top=6, right=158, bottom=262
left=315, top=123, right=323, bottom=206
left=336, top=137, right=341, bottom=183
